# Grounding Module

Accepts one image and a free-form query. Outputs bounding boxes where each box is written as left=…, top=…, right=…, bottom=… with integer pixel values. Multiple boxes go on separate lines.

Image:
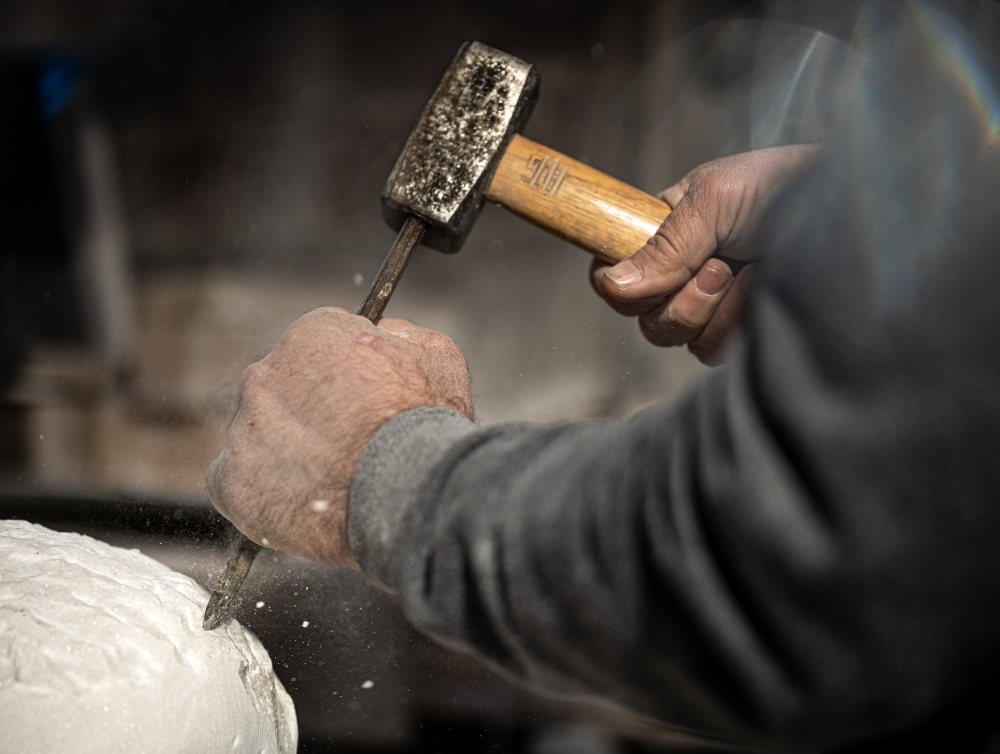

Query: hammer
left=384, top=41, right=711, bottom=264
left=204, top=41, right=743, bottom=630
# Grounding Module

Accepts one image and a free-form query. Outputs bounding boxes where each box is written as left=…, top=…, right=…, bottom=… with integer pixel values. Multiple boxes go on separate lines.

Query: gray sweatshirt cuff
left=349, top=406, right=478, bottom=591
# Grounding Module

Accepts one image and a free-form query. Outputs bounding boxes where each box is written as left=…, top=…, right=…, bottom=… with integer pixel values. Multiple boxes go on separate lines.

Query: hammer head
left=382, top=42, right=539, bottom=253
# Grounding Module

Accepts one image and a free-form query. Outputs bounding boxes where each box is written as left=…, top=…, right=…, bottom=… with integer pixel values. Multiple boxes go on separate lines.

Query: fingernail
left=605, top=259, right=642, bottom=289
left=695, top=263, right=732, bottom=296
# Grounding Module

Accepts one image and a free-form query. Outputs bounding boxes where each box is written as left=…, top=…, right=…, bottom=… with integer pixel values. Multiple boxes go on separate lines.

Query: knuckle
left=689, top=157, right=735, bottom=195
left=692, top=161, right=747, bottom=207
left=285, top=308, right=335, bottom=343
left=662, top=188, right=684, bottom=209
left=712, top=175, right=744, bottom=207
left=645, top=232, right=686, bottom=272
left=380, top=316, right=409, bottom=330
left=299, top=306, right=339, bottom=325
left=205, top=459, right=230, bottom=515
left=282, top=319, right=309, bottom=347
left=434, top=331, right=461, bottom=354
left=419, top=328, right=462, bottom=359
left=241, top=361, right=265, bottom=396
left=316, top=305, right=347, bottom=316
left=691, top=166, right=727, bottom=202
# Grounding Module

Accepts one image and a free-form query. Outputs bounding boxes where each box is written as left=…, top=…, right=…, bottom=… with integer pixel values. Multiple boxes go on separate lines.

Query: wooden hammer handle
left=486, top=134, right=670, bottom=264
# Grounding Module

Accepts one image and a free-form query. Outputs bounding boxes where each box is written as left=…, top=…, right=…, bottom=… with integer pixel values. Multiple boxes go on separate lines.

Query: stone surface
left=0, top=520, right=297, bottom=754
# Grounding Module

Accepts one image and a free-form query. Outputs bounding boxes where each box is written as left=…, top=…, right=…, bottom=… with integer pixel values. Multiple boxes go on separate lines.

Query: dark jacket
left=349, top=5, right=1000, bottom=750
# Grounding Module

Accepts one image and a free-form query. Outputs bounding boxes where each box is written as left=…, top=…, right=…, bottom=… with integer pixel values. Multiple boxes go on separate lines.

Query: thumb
left=600, top=196, right=719, bottom=303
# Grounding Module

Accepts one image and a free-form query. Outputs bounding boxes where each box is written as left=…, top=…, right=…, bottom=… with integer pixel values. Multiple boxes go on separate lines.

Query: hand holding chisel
left=203, top=217, right=425, bottom=630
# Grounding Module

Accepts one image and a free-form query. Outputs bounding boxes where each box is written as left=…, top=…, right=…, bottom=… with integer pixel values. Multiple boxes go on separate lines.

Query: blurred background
left=0, top=0, right=865, bottom=751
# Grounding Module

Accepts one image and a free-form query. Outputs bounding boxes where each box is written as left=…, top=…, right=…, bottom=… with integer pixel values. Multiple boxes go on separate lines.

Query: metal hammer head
left=382, top=42, right=539, bottom=253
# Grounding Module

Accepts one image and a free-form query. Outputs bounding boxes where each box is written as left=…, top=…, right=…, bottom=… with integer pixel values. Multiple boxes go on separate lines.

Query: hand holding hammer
left=383, top=42, right=735, bottom=263
left=382, top=43, right=812, bottom=358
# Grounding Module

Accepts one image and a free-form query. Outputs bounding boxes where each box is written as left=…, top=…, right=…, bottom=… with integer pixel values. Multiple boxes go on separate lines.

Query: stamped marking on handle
left=523, top=152, right=569, bottom=197
left=488, top=134, right=674, bottom=263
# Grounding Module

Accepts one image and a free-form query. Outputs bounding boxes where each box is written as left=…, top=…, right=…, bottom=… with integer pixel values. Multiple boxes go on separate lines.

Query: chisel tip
left=203, top=591, right=227, bottom=630
left=202, top=533, right=264, bottom=630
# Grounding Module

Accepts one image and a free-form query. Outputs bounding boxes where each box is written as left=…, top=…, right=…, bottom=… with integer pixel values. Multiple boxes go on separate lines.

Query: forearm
left=347, top=368, right=814, bottom=743
left=349, top=297, right=1000, bottom=750
left=345, top=373, right=838, bottom=747
left=349, top=15, right=1000, bottom=745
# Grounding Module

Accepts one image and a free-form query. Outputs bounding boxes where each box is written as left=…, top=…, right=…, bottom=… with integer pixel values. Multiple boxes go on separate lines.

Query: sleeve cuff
left=348, top=405, right=478, bottom=590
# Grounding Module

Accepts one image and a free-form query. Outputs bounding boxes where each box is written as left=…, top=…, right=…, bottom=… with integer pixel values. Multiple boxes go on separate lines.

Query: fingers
left=593, top=249, right=753, bottom=363
left=378, top=318, right=475, bottom=420
left=589, top=258, right=668, bottom=316
left=636, top=264, right=754, bottom=364
left=595, top=168, right=698, bottom=306
left=638, top=259, right=735, bottom=347
left=587, top=171, right=703, bottom=317
left=589, top=146, right=823, bottom=356
left=657, top=176, right=689, bottom=208
left=687, top=265, right=755, bottom=363
left=597, top=192, right=720, bottom=303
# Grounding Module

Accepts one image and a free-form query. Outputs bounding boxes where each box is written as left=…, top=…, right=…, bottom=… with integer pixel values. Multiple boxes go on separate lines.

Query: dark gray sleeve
left=349, top=309, right=1000, bottom=750
left=349, top=12, right=1000, bottom=751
